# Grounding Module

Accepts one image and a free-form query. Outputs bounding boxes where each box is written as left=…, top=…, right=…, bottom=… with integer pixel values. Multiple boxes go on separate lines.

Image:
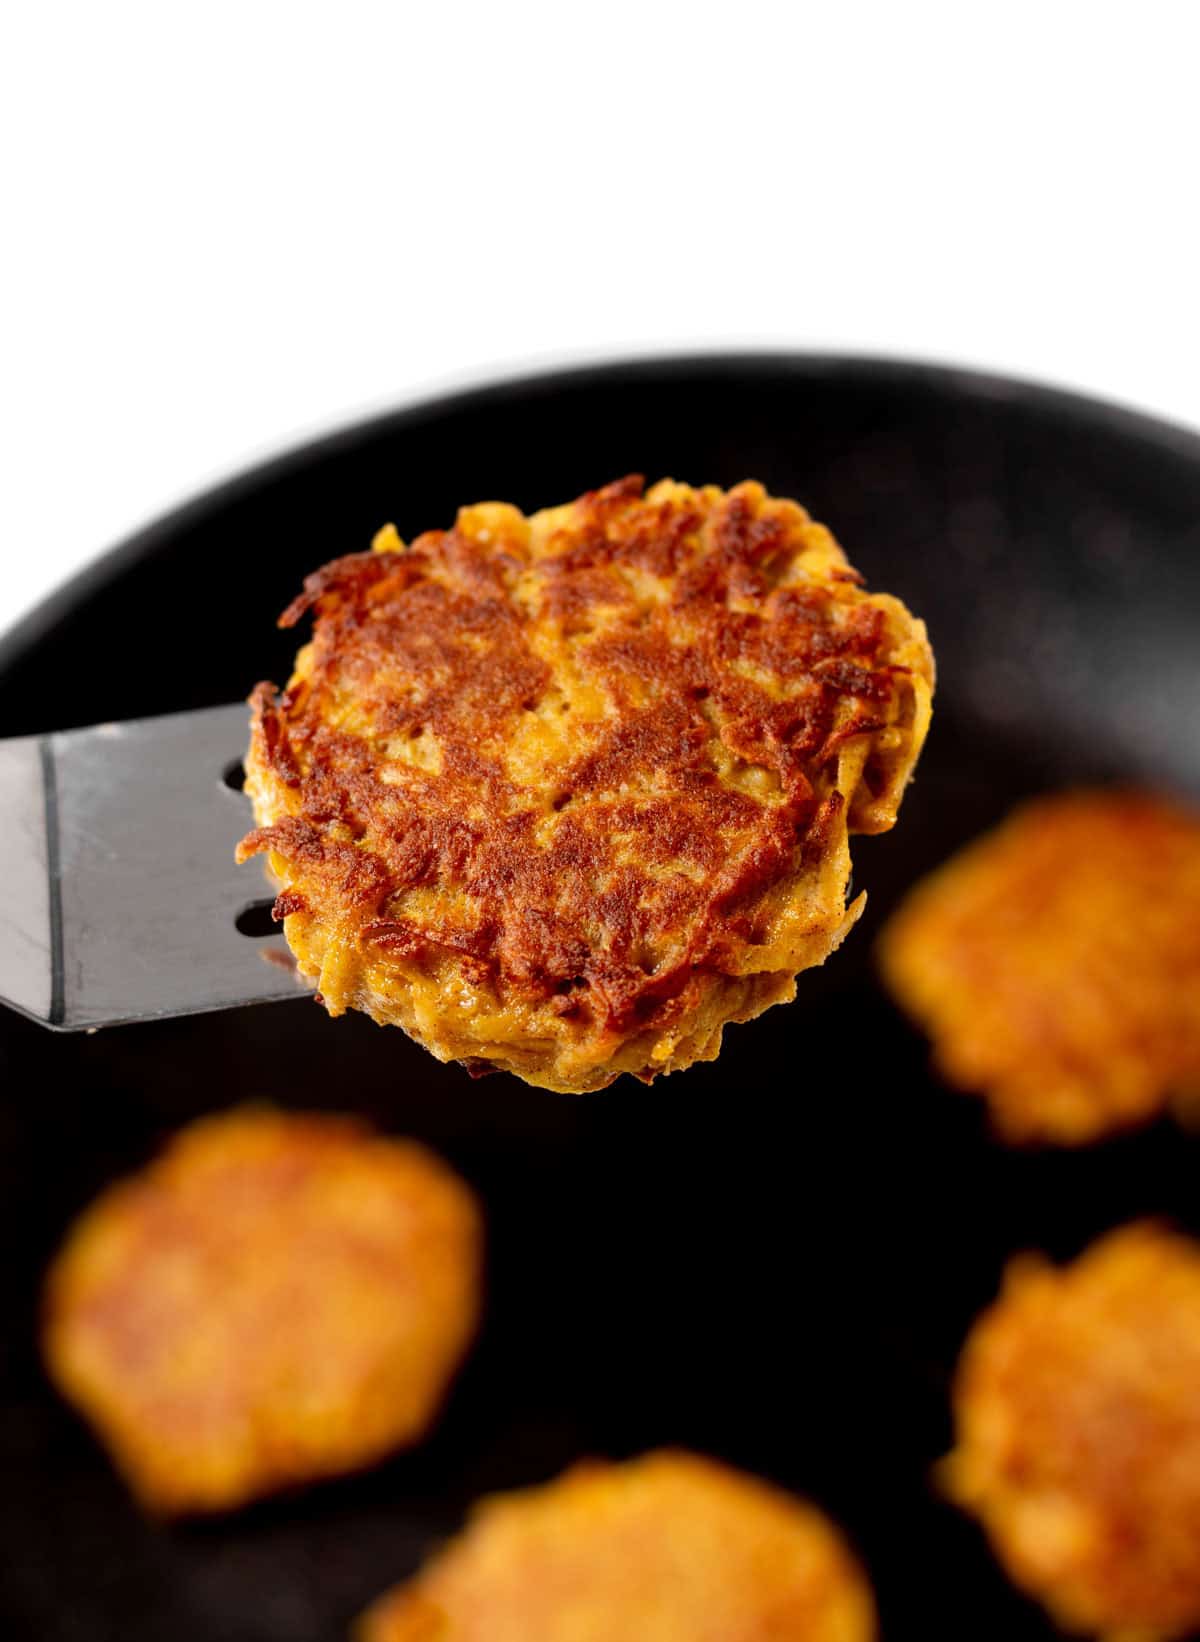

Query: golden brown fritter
left=42, top=1107, right=482, bottom=1515
left=357, top=1448, right=876, bottom=1642
left=944, top=1224, right=1200, bottom=1642
left=240, top=476, right=933, bottom=1093
left=877, top=790, right=1200, bottom=1144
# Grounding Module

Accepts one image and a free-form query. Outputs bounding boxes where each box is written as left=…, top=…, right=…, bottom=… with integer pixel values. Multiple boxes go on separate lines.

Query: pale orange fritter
left=42, top=1107, right=482, bottom=1515
left=358, top=1449, right=876, bottom=1642
left=239, top=476, right=933, bottom=1093
left=944, top=1224, right=1200, bottom=1642
left=877, top=790, right=1200, bottom=1144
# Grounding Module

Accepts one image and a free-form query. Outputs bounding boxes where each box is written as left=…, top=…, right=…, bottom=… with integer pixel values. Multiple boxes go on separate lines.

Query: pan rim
left=3, top=346, right=1199, bottom=677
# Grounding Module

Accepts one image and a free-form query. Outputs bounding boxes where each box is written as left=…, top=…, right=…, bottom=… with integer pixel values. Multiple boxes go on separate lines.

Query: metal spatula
left=0, top=704, right=308, bottom=1030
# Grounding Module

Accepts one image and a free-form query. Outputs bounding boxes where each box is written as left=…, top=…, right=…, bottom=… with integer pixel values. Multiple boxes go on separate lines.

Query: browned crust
left=945, top=1224, right=1200, bottom=1641
left=240, top=477, right=933, bottom=1089
left=878, top=789, right=1200, bottom=1144
left=42, top=1107, right=482, bottom=1515
left=357, top=1448, right=877, bottom=1641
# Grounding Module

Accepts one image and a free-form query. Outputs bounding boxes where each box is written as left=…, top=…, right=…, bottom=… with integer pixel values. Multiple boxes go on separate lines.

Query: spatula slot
left=235, top=898, right=277, bottom=938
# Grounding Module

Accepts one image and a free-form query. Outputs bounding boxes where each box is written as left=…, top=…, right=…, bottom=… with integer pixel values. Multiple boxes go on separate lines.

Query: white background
left=3, top=4, right=1197, bottom=638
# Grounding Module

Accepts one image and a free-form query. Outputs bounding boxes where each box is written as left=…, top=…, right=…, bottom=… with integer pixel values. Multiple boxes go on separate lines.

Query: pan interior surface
left=1, top=355, right=1199, bottom=1642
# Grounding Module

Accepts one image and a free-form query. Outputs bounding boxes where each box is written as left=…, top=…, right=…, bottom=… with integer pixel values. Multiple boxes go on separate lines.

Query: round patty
left=358, top=1448, right=876, bottom=1642
left=240, top=476, right=933, bottom=1092
left=42, top=1107, right=482, bottom=1515
left=878, top=789, right=1200, bottom=1144
left=945, top=1224, right=1200, bottom=1642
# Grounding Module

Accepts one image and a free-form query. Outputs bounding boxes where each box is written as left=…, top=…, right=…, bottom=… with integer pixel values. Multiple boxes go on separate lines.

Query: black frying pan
left=2, top=354, right=1198, bottom=1641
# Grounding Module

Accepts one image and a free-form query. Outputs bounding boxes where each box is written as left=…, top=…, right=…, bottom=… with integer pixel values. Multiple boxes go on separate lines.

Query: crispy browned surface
left=877, top=790, right=1200, bottom=1144
left=945, top=1224, right=1200, bottom=1642
left=42, top=1108, right=481, bottom=1515
left=358, top=1449, right=876, bottom=1642
left=240, top=476, right=933, bottom=1092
